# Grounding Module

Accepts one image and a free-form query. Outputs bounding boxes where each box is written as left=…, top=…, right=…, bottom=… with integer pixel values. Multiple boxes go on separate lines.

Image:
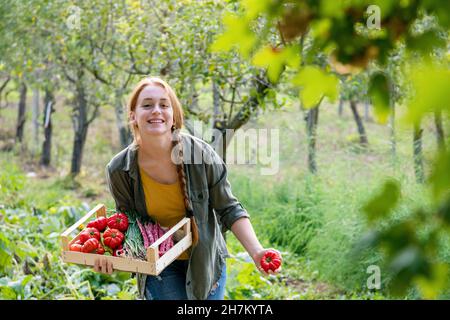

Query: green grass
left=224, top=100, right=448, bottom=299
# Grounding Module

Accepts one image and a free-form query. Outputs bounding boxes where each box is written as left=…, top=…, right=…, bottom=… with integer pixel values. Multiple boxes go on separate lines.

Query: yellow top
left=139, top=166, right=190, bottom=260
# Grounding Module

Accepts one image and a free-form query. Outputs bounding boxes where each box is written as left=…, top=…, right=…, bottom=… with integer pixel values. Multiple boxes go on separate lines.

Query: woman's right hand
left=93, top=258, right=114, bottom=275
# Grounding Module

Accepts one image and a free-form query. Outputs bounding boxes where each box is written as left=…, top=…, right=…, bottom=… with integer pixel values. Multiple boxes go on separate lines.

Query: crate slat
left=155, top=233, right=192, bottom=274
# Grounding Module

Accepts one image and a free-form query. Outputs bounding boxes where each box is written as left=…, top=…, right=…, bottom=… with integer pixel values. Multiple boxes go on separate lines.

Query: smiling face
left=131, top=84, right=175, bottom=138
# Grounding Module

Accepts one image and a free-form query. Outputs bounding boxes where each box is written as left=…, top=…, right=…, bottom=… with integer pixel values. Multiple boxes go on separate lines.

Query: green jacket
left=105, top=133, right=250, bottom=300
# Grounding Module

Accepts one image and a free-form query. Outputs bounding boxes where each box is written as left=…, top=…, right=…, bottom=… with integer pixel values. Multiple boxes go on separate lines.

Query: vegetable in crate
left=120, top=210, right=146, bottom=260
left=69, top=240, right=83, bottom=252
left=82, top=238, right=100, bottom=253
left=87, top=216, right=107, bottom=232
left=107, top=212, right=129, bottom=232
left=103, top=228, right=124, bottom=249
left=113, top=245, right=124, bottom=257
left=79, top=227, right=100, bottom=243
left=92, top=243, right=105, bottom=255
left=139, top=220, right=174, bottom=257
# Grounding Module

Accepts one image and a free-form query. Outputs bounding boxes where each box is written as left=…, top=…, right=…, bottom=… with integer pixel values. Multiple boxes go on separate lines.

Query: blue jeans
left=144, top=260, right=226, bottom=300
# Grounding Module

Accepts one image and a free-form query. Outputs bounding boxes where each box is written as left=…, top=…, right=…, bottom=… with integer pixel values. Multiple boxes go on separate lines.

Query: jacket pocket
left=190, top=188, right=209, bottom=223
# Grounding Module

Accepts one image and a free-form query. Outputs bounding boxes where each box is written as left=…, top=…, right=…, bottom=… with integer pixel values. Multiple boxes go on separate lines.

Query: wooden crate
left=60, top=203, right=192, bottom=276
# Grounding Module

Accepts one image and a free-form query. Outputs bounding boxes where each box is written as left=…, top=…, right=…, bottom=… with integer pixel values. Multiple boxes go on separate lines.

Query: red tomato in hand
left=82, top=238, right=99, bottom=253
left=260, top=250, right=282, bottom=273
left=103, top=228, right=124, bottom=249
left=79, top=227, right=100, bottom=243
left=107, top=213, right=129, bottom=232
left=87, top=216, right=107, bottom=232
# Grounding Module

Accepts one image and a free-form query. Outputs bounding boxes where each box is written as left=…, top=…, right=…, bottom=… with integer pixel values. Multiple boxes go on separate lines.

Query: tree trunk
left=389, top=81, right=396, bottom=160
left=338, top=98, right=344, bottom=117
left=15, top=82, right=27, bottom=143
left=211, top=127, right=233, bottom=163
left=0, top=76, right=11, bottom=115
left=212, top=79, right=221, bottom=126
left=212, top=78, right=221, bottom=142
left=413, top=123, right=424, bottom=184
left=40, top=89, right=55, bottom=166
left=70, top=83, right=89, bottom=176
left=349, top=100, right=368, bottom=146
left=390, top=105, right=397, bottom=161
left=114, top=90, right=131, bottom=149
left=364, top=99, right=370, bottom=122
left=31, top=88, right=40, bottom=156
left=434, top=110, right=445, bottom=150
left=211, top=78, right=227, bottom=159
left=306, top=104, right=320, bottom=174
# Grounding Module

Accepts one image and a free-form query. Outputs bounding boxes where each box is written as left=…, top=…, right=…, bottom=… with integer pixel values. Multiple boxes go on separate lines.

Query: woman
left=95, top=77, right=281, bottom=300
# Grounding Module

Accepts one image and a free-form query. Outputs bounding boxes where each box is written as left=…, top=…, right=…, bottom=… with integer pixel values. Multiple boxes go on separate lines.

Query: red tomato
left=69, top=242, right=83, bottom=252
left=260, top=250, right=282, bottom=273
left=103, top=228, right=124, bottom=249
left=79, top=227, right=100, bottom=243
left=92, top=243, right=105, bottom=255
left=87, top=216, right=107, bottom=232
left=82, top=238, right=99, bottom=253
left=107, top=213, right=129, bottom=232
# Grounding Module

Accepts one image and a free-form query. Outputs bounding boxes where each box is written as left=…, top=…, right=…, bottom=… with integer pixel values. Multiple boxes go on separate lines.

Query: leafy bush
left=0, top=160, right=26, bottom=207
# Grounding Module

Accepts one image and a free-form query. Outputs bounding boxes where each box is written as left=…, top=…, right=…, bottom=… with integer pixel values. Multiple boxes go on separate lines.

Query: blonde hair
left=126, top=77, right=199, bottom=246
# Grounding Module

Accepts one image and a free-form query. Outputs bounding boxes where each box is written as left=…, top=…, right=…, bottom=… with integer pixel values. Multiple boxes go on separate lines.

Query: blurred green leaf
left=0, top=286, right=17, bottom=299
left=368, top=73, right=390, bottom=124
left=252, top=45, right=301, bottom=83
left=363, top=179, right=401, bottom=223
left=429, top=146, right=450, bottom=203
left=0, top=233, right=12, bottom=272
left=406, top=29, right=446, bottom=55
left=292, top=66, right=339, bottom=108
left=415, top=263, right=448, bottom=299
left=117, top=291, right=134, bottom=300
left=319, top=1, right=345, bottom=18
left=388, top=246, right=428, bottom=296
left=379, top=221, right=418, bottom=256
left=437, top=196, right=450, bottom=226
left=210, top=13, right=256, bottom=58
left=406, top=63, right=450, bottom=125
left=14, top=241, right=39, bottom=260
left=252, top=46, right=284, bottom=83
left=352, top=230, right=381, bottom=258
left=242, top=0, right=272, bottom=20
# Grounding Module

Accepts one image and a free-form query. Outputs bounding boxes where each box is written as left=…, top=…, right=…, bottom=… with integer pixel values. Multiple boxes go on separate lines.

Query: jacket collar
left=122, top=143, right=139, bottom=180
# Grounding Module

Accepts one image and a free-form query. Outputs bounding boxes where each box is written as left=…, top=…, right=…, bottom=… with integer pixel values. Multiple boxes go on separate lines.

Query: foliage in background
left=214, top=0, right=449, bottom=298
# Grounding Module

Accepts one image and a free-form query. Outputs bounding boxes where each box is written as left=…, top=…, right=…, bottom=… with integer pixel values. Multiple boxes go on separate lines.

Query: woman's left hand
left=251, top=248, right=282, bottom=276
